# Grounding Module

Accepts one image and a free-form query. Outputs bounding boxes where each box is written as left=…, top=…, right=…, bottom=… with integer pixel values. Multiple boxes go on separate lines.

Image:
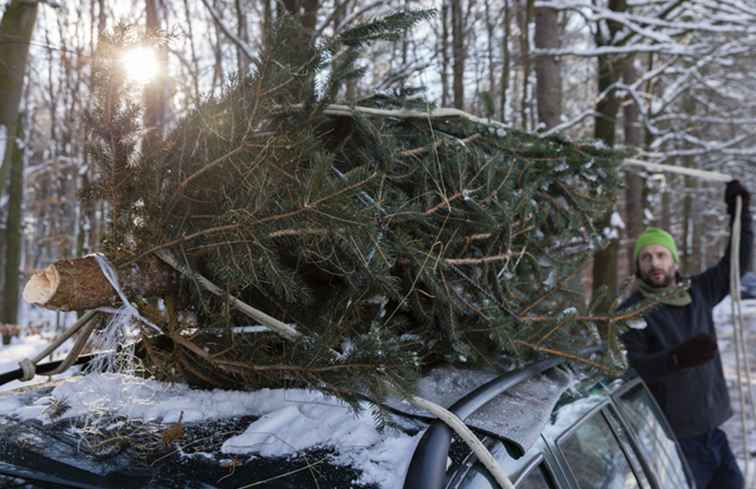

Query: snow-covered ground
left=713, top=297, right=756, bottom=481
left=0, top=307, right=79, bottom=392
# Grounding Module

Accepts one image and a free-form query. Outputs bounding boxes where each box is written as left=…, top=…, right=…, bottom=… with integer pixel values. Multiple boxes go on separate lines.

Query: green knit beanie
left=634, top=227, right=679, bottom=263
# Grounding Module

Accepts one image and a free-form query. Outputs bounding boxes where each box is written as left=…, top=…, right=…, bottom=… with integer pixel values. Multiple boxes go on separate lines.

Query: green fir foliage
left=87, top=13, right=624, bottom=401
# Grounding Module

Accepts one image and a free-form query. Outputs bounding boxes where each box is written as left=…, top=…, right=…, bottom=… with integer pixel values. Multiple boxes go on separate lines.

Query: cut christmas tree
left=24, top=14, right=626, bottom=402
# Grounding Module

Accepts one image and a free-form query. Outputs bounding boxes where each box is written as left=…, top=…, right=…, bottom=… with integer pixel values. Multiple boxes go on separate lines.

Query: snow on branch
left=534, top=43, right=707, bottom=57
left=623, top=159, right=731, bottom=182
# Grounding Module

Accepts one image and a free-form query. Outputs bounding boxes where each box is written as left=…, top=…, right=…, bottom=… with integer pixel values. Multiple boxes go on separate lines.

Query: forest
left=1, top=0, right=754, bottom=389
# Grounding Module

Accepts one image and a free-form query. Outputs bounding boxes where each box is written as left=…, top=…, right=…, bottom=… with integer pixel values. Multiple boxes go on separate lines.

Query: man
left=620, top=180, right=753, bottom=489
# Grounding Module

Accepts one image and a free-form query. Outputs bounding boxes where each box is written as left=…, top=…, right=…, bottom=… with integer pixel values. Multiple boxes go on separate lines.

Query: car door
left=445, top=438, right=564, bottom=489
left=549, top=403, right=650, bottom=489
left=611, top=379, right=694, bottom=489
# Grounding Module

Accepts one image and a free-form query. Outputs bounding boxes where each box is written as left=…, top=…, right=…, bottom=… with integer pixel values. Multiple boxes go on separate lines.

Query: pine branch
left=154, top=250, right=302, bottom=342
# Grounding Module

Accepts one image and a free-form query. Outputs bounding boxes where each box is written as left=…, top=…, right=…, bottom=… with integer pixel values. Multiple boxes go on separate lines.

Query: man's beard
left=642, top=268, right=676, bottom=288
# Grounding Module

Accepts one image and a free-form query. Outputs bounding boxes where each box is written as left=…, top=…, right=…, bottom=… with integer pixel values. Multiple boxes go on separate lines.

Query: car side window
left=516, top=465, right=552, bottom=489
left=558, top=410, right=641, bottom=489
left=456, top=461, right=554, bottom=489
left=615, top=384, right=691, bottom=488
left=454, top=442, right=555, bottom=489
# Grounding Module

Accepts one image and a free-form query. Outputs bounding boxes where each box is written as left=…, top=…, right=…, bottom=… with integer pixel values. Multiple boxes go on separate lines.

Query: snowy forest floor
left=0, top=299, right=755, bottom=484
left=714, top=297, right=756, bottom=481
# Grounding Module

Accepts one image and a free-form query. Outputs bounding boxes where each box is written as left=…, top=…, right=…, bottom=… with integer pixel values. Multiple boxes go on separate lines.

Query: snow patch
left=0, top=125, right=6, bottom=163
left=0, top=373, right=420, bottom=488
left=610, top=211, right=625, bottom=230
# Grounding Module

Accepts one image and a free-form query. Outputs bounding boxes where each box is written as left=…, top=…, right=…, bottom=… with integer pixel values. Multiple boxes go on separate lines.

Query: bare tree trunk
left=2, top=115, right=24, bottom=339
left=680, top=175, right=698, bottom=274
left=623, top=58, right=644, bottom=274
left=451, top=0, right=465, bottom=110
left=440, top=2, right=450, bottom=107
left=209, top=0, right=225, bottom=97
left=691, top=194, right=703, bottom=273
left=145, top=0, right=166, bottom=142
left=483, top=0, right=496, bottom=117
left=499, top=0, right=511, bottom=122
left=518, top=0, right=533, bottom=130
left=282, top=0, right=320, bottom=38
left=0, top=0, right=38, bottom=202
left=680, top=94, right=699, bottom=274
left=534, top=5, right=561, bottom=129
left=262, top=0, right=272, bottom=49
left=182, top=0, right=202, bottom=104
left=590, top=0, right=626, bottom=317
left=660, top=176, right=672, bottom=230
left=0, top=0, right=37, bottom=343
left=234, top=0, right=250, bottom=78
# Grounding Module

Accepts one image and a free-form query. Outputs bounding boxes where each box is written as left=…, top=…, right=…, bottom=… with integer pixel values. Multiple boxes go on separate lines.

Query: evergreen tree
left=84, top=13, right=626, bottom=402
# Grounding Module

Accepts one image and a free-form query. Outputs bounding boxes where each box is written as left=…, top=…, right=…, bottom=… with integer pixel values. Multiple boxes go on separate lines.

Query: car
left=0, top=351, right=694, bottom=489
left=742, top=272, right=756, bottom=299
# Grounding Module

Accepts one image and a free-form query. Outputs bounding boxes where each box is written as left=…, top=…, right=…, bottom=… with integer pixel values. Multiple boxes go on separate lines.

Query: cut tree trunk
left=23, top=254, right=176, bottom=311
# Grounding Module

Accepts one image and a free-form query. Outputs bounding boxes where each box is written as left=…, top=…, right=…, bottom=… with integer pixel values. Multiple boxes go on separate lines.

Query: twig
left=311, top=104, right=512, bottom=133
left=177, top=144, right=247, bottom=192
left=445, top=251, right=521, bottom=266
left=134, top=174, right=376, bottom=263
left=424, top=192, right=463, bottom=215
left=154, top=250, right=302, bottom=342
left=512, top=340, right=613, bottom=373
left=400, top=134, right=482, bottom=157
left=235, top=457, right=328, bottom=488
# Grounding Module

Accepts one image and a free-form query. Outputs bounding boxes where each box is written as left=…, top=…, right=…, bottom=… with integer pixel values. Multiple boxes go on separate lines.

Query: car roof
left=0, top=353, right=614, bottom=489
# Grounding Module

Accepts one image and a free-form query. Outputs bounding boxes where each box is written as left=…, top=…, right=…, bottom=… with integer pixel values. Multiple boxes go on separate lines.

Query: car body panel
left=0, top=359, right=693, bottom=489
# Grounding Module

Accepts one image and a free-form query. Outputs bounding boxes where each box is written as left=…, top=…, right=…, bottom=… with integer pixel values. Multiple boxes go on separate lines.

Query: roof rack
left=402, top=345, right=603, bottom=489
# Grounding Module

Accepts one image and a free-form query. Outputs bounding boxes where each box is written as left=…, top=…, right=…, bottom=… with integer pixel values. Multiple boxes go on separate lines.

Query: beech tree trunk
left=451, top=0, right=465, bottom=110
left=0, top=0, right=38, bottom=202
left=623, top=58, right=644, bottom=274
left=440, top=2, right=450, bottom=107
left=1, top=117, right=23, bottom=343
left=590, top=0, right=626, bottom=318
left=499, top=0, right=511, bottom=122
left=23, top=255, right=176, bottom=311
left=534, top=5, right=561, bottom=129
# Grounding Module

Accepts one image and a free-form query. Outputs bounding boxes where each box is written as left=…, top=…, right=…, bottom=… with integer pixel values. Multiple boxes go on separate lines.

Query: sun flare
left=121, top=46, right=160, bottom=84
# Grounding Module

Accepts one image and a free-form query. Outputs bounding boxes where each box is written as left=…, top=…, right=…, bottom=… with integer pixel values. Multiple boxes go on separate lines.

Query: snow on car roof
left=0, top=363, right=578, bottom=488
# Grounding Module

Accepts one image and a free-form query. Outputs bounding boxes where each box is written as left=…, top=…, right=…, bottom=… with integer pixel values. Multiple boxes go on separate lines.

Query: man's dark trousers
left=678, top=428, right=744, bottom=489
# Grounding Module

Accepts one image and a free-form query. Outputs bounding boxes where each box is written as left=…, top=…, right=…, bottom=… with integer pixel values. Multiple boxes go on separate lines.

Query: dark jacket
left=620, top=209, right=753, bottom=439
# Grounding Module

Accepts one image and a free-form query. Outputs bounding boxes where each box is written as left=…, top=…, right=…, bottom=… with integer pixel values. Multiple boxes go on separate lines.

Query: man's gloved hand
left=725, top=179, right=751, bottom=215
left=670, top=334, right=718, bottom=369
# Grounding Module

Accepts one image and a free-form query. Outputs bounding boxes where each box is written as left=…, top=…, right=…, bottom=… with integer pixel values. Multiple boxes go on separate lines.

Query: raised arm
left=694, top=180, right=753, bottom=306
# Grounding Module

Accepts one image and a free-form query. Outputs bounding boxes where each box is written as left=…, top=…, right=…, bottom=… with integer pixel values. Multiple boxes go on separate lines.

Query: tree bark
left=1, top=117, right=23, bottom=343
left=0, top=0, right=38, bottom=202
left=234, top=0, right=250, bottom=78
left=499, top=0, right=511, bottom=122
left=451, top=0, right=465, bottom=110
left=144, top=0, right=166, bottom=146
left=534, top=5, right=561, bottom=129
left=518, top=0, right=533, bottom=130
left=23, top=255, right=176, bottom=311
left=440, top=2, right=450, bottom=107
left=623, top=58, right=644, bottom=274
left=590, top=0, right=626, bottom=316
